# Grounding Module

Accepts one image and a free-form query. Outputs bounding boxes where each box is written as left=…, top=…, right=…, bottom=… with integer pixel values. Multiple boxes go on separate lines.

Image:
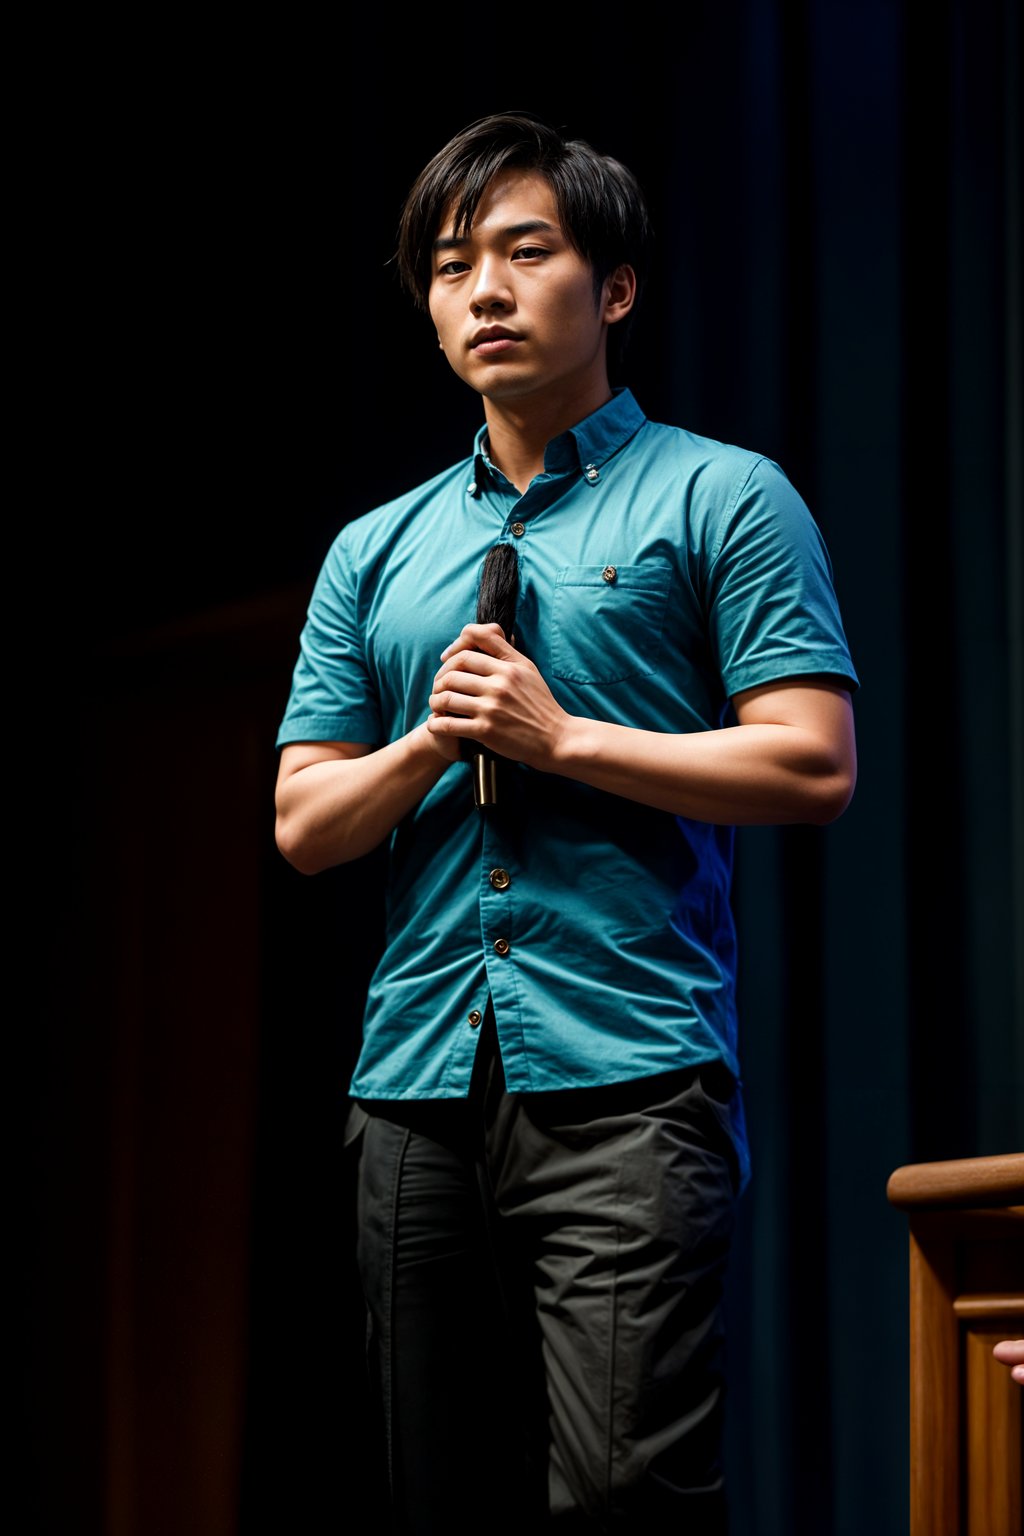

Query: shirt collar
left=471, top=387, right=647, bottom=484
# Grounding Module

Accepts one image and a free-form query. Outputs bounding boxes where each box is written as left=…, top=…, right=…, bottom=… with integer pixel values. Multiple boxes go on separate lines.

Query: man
left=275, top=111, right=858, bottom=1532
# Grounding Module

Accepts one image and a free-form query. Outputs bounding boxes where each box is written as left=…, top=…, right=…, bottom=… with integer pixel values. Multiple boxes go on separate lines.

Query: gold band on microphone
left=473, top=751, right=499, bottom=807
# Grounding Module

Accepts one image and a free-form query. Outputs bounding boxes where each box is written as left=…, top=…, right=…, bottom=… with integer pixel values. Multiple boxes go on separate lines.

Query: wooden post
left=887, top=1153, right=1024, bottom=1536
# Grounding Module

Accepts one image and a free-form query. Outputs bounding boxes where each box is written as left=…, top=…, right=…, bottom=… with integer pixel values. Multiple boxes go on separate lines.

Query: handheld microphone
left=471, top=542, right=519, bottom=807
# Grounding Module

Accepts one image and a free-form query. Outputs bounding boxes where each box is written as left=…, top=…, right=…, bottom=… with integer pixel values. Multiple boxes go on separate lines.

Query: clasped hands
left=427, top=623, right=569, bottom=770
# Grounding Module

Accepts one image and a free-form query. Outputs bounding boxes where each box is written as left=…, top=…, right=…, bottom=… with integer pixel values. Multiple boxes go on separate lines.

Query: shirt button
left=467, top=1009, right=482, bottom=1027
left=493, top=937, right=511, bottom=957
left=602, top=565, right=617, bottom=583
left=489, top=867, right=511, bottom=890
left=510, top=521, right=526, bottom=538
left=584, top=463, right=600, bottom=482
left=466, top=481, right=478, bottom=497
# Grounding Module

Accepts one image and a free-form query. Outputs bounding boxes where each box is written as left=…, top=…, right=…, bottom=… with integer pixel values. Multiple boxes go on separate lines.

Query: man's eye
left=512, top=246, right=548, bottom=260
left=438, top=260, right=470, bottom=276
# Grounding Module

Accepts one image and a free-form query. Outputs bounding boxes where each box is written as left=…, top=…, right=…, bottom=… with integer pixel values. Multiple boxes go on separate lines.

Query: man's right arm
left=274, top=724, right=454, bottom=875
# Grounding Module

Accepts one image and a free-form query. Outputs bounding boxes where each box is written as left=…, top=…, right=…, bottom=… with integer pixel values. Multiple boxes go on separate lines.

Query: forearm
left=428, top=627, right=857, bottom=828
left=550, top=714, right=855, bottom=826
left=275, top=724, right=450, bottom=873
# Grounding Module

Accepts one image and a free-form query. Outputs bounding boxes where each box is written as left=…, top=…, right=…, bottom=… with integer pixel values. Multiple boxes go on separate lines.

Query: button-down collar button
left=489, top=867, right=511, bottom=891
left=493, top=937, right=511, bottom=957
left=584, top=463, right=600, bottom=482
left=510, top=521, right=526, bottom=538
left=467, top=1009, right=482, bottom=1027
left=602, top=565, right=617, bottom=583
left=467, top=481, right=478, bottom=496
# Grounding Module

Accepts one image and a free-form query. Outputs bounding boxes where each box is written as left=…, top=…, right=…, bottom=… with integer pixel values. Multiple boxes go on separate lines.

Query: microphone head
left=476, top=542, right=519, bottom=638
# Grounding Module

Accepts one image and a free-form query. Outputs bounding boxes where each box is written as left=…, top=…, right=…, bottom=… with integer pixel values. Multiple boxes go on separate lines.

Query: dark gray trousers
left=351, top=1010, right=740, bottom=1533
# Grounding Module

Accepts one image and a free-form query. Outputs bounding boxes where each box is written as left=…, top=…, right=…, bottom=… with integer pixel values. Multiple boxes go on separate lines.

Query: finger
left=426, top=710, right=478, bottom=738
left=440, top=623, right=515, bottom=662
left=429, top=684, right=485, bottom=716
left=431, top=655, right=500, bottom=692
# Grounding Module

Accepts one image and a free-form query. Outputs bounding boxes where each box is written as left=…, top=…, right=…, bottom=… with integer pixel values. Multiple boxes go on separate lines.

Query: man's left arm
left=428, top=623, right=856, bottom=826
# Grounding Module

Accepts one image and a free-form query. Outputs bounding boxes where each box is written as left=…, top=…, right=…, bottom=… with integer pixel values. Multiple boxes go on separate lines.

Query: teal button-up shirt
left=277, top=390, right=859, bottom=1181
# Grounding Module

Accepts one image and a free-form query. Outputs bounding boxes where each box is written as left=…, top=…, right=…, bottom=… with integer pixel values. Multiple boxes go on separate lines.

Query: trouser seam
left=604, top=1135, right=628, bottom=1513
left=383, top=1121, right=411, bottom=1500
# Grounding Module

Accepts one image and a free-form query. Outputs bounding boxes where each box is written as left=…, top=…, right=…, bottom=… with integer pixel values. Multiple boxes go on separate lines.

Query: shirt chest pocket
left=550, top=562, right=673, bottom=685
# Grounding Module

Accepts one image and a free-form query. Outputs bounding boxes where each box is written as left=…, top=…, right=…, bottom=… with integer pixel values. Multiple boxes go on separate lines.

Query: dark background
left=25, top=3, right=1022, bottom=1533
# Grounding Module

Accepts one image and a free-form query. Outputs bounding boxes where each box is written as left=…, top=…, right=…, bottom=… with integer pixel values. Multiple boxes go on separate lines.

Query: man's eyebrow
left=432, top=219, right=560, bottom=253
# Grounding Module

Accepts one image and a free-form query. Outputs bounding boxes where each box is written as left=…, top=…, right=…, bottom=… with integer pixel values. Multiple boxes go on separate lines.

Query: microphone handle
left=471, top=542, right=520, bottom=808
left=471, top=747, right=498, bottom=806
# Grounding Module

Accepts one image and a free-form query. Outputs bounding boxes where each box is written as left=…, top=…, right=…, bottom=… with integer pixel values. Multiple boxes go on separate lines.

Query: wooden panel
left=909, top=1228, right=959, bottom=1536
left=965, top=1325, right=1022, bottom=1536
left=86, top=596, right=302, bottom=1536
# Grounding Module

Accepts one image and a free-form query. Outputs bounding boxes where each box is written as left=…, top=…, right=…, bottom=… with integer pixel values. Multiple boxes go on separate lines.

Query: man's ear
left=602, top=264, right=637, bottom=327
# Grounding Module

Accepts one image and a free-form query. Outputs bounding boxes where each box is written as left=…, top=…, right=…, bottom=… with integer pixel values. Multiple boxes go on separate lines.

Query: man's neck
left=482, top=382, right=613, bottom=496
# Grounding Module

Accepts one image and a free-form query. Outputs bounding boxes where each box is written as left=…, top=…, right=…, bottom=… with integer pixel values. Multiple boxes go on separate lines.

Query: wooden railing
left=887, top=1152, right=1024, bottom=1536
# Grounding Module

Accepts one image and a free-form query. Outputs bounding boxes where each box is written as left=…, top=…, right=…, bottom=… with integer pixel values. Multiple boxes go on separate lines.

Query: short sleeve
left=275, top=528, right=383, bottom=748
left=706, top=457, right=859, bottom=698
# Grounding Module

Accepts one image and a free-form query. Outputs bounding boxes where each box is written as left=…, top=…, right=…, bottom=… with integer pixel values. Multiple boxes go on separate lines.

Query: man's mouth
left=470, top=327, right=523, bottom=353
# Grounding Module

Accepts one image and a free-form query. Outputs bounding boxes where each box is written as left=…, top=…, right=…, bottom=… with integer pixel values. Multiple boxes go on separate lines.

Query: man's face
left=428, top=168, right=613, bottom=411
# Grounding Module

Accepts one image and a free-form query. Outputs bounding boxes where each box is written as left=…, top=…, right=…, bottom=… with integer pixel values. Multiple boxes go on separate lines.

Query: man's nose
left=470, top=256, right=511, bottom=312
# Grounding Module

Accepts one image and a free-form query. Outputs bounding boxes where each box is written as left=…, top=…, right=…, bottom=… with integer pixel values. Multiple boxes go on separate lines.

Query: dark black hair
left=395, top=111, right=653, bottom=372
